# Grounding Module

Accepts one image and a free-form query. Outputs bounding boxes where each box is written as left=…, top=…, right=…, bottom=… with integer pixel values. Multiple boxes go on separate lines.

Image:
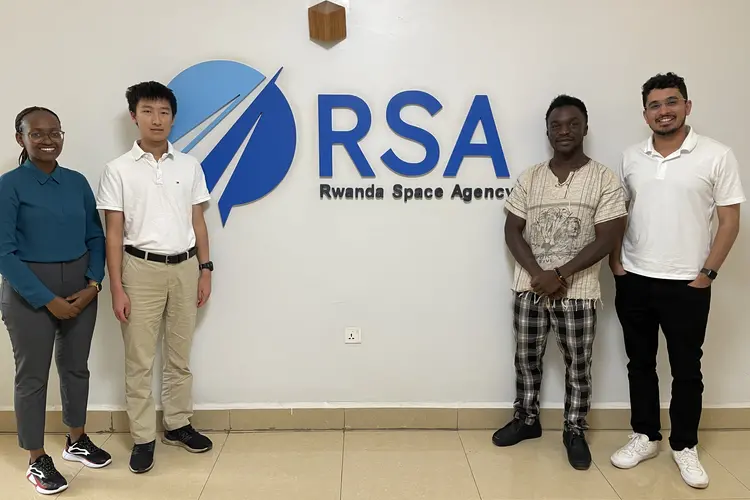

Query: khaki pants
left=121, top=252, right=199, bottom=444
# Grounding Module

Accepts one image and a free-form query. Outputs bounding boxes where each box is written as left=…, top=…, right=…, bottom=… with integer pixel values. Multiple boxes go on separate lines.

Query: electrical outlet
left=345, top=327, right=362, bottom=344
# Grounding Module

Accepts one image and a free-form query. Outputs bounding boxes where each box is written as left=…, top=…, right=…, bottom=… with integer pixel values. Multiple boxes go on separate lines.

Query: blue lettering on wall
left=318, top=92, right=509, bottom=179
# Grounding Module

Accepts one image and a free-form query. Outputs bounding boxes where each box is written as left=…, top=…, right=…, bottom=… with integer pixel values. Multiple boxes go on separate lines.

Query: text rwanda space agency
left=319, top=184, right=514, bottom=203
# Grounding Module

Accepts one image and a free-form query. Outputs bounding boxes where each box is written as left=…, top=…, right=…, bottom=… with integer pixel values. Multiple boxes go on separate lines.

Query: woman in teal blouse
left=0, top=107, right=111, bottom=495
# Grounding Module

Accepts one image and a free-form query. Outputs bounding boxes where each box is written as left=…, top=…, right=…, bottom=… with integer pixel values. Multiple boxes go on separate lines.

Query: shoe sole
left=27, top=473, right=68, bottom=495
left=610, top=449, right=659, bottom=469
left=62, top=450, right=113, bottom=469
left=128, top=461, right=155, bottom=474
left=161, top=437, right=212, bottom=453
left=492, top=432, right=543, bottom=447
left=672, top=456, right=709, bottom=489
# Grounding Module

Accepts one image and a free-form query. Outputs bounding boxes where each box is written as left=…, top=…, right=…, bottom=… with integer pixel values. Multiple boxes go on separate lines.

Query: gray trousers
left=0, top=254, right=97, bottom=450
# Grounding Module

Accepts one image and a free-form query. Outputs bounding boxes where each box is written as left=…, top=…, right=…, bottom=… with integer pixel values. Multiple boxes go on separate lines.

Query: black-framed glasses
left=27, top=130, right=65, bottom=142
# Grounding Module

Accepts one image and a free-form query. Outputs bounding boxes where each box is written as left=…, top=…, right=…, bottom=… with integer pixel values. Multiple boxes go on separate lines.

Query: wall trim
left=2, top=407, right=750, bottom=433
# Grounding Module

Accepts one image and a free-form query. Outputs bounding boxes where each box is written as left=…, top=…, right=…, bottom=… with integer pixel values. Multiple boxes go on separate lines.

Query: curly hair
left=641, top=72, right=688, bottom=107
left=545, top=94, right=588, bottom=124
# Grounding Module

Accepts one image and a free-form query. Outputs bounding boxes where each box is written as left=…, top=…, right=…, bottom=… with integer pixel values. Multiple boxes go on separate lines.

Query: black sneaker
left=492, top=417, right=542, bottom=447
left=129, top=440, right=156, bottom=474
left=62, top=433, right=113, bottom=468
left=163, top=424, right=213, bottom=453
left=26, top=455, right=68, bottom=495
left=563, top=428, right=592, bottom=470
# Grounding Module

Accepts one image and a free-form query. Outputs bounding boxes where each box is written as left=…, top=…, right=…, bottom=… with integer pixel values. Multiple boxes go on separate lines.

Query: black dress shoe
left=563, top=429, right=592, bottom=470
left=492, top=418, right=542, bottom=447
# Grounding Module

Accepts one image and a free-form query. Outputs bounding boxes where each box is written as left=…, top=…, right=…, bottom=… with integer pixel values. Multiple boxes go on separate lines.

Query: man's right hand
left=46, top=296, right=81, bottom=320
left=610, top=261, right=627, bottom=276
left=531, top=270, right=565, bottom=297
left=111, top=287, right=131, bottom=323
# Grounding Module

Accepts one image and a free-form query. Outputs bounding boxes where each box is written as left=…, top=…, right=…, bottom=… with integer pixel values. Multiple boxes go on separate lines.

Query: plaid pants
left=513, top=292, right=597, bottom=431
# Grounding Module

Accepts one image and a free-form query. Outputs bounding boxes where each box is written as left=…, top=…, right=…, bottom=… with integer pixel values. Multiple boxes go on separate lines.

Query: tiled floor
left=2, top=430, right=750, bottom=499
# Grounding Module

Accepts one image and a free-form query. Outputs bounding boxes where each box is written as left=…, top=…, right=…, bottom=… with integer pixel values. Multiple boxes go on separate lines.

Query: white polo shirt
left=618, top=127, right=745, bottom=280
left=96, top=141, right=211, bottom=255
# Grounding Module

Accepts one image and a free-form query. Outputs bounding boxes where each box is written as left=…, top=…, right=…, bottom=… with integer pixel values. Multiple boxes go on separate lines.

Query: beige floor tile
left=700, top=430, right=750, bottom=488
left=459, top=430, right=618, bottom=500
left=59, top=432, right=227, bottom=499
left=342, top=430, right=480, bottom=500
left=588, top=431, right=750, bottom=500
left=0, top=434, right=103, bottom=499
left=200, top=431, right=343, bottom=500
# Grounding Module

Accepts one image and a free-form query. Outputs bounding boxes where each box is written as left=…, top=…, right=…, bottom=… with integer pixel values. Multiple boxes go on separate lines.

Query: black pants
left=614, top=272, right=710, bottom=451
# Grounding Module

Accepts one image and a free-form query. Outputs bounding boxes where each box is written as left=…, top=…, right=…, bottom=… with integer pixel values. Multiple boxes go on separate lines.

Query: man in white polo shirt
left=96, top=81, right=214, bottom=475
left=609, top=73, right=744, bottom=489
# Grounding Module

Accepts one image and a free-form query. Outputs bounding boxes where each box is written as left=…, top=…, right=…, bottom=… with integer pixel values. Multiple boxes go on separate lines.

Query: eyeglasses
left=645, top=98, right=685, bottom=112
left=27, top=130, right=65, bottom=142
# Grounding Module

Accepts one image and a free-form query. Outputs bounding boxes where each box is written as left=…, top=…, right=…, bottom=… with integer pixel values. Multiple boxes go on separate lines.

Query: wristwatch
left=700, top=268, right=718, bottom=280
left=199, top=261, right=214, bottom=272
left=88, top=281, right=102, bottom=292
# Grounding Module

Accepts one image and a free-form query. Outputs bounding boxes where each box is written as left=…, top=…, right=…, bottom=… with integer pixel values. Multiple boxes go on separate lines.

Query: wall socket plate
left=345, top=327, right=362, bottom=344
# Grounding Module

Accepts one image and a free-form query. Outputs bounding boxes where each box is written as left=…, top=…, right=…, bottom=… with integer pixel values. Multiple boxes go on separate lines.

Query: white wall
left=1, top=0, right=749, bottom=410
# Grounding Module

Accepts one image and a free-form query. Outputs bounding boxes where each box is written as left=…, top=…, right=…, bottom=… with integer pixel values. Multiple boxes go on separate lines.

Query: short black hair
left=15, top=106, right=60, bottom=165
left=126, top=81, right=178, bottom=116
left=641, top=72, right=688, bottom=107
left=545, top=95, right=588, bottom=123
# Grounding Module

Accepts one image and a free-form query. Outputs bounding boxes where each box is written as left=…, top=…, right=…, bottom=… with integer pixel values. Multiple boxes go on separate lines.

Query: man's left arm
left=192, top=160, right=212, bottom=308
left=558, top=218, right=625, bottom=279
left=694, top=205, right=740, bottom=283
left=193, top=203, right=211, bottom=307
left=691, top=149, right=746, bottom=288
left=558, top=170, right=628, bottom=281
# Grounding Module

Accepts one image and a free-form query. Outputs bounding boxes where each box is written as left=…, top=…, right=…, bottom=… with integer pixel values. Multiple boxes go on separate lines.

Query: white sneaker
left=610, top=433, right=659, bottom=469
left=672, top=447, right=709, bottom=489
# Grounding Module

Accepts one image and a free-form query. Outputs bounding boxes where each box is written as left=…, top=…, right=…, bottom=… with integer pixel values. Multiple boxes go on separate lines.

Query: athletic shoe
left=673, top=447, right=709, bottom=489
left=62, top=433, right=113, bottom=468
left=610, top=433, right=659, bottom=469
left=26, top=455, right=68, bottom=495
left=163, top=424, right=213, bottom=453
left=129, top=440, right=156, bottom=474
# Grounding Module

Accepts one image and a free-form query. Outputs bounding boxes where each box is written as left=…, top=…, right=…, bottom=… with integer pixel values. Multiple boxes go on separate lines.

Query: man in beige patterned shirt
left=492, top=95, right=627, bottom=471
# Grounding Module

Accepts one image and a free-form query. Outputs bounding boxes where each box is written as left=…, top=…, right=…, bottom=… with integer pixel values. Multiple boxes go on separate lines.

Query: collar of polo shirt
left=131, top=141, right=176, bottom=162
left=644, top=126, right=699, bottom=158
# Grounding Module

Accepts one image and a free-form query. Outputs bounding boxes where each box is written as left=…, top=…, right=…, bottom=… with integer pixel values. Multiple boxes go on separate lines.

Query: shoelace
left=569, top=431, right=585, bottom=445
left=176, top=425, right=198, bottom=440
left=132, top=442, right=155, bottom=455
left=675, top=449, right=704, bottom=473
left=71, top=435, right=99, bottom=453
left=35, top=456, right=61, bottom=479
left=621, top=433, right=649, bottom=456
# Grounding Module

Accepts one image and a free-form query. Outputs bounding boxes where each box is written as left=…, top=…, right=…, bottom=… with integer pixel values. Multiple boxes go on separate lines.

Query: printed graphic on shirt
left=530, top=206, right=583, bottom=264
left=505, top=160, right=627, bottom=300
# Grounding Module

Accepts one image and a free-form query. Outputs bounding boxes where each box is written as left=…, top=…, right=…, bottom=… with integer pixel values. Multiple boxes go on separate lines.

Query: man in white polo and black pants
left=609, top=73, right=745, bottom=489
left=96, top=81, right=215, bottom=474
